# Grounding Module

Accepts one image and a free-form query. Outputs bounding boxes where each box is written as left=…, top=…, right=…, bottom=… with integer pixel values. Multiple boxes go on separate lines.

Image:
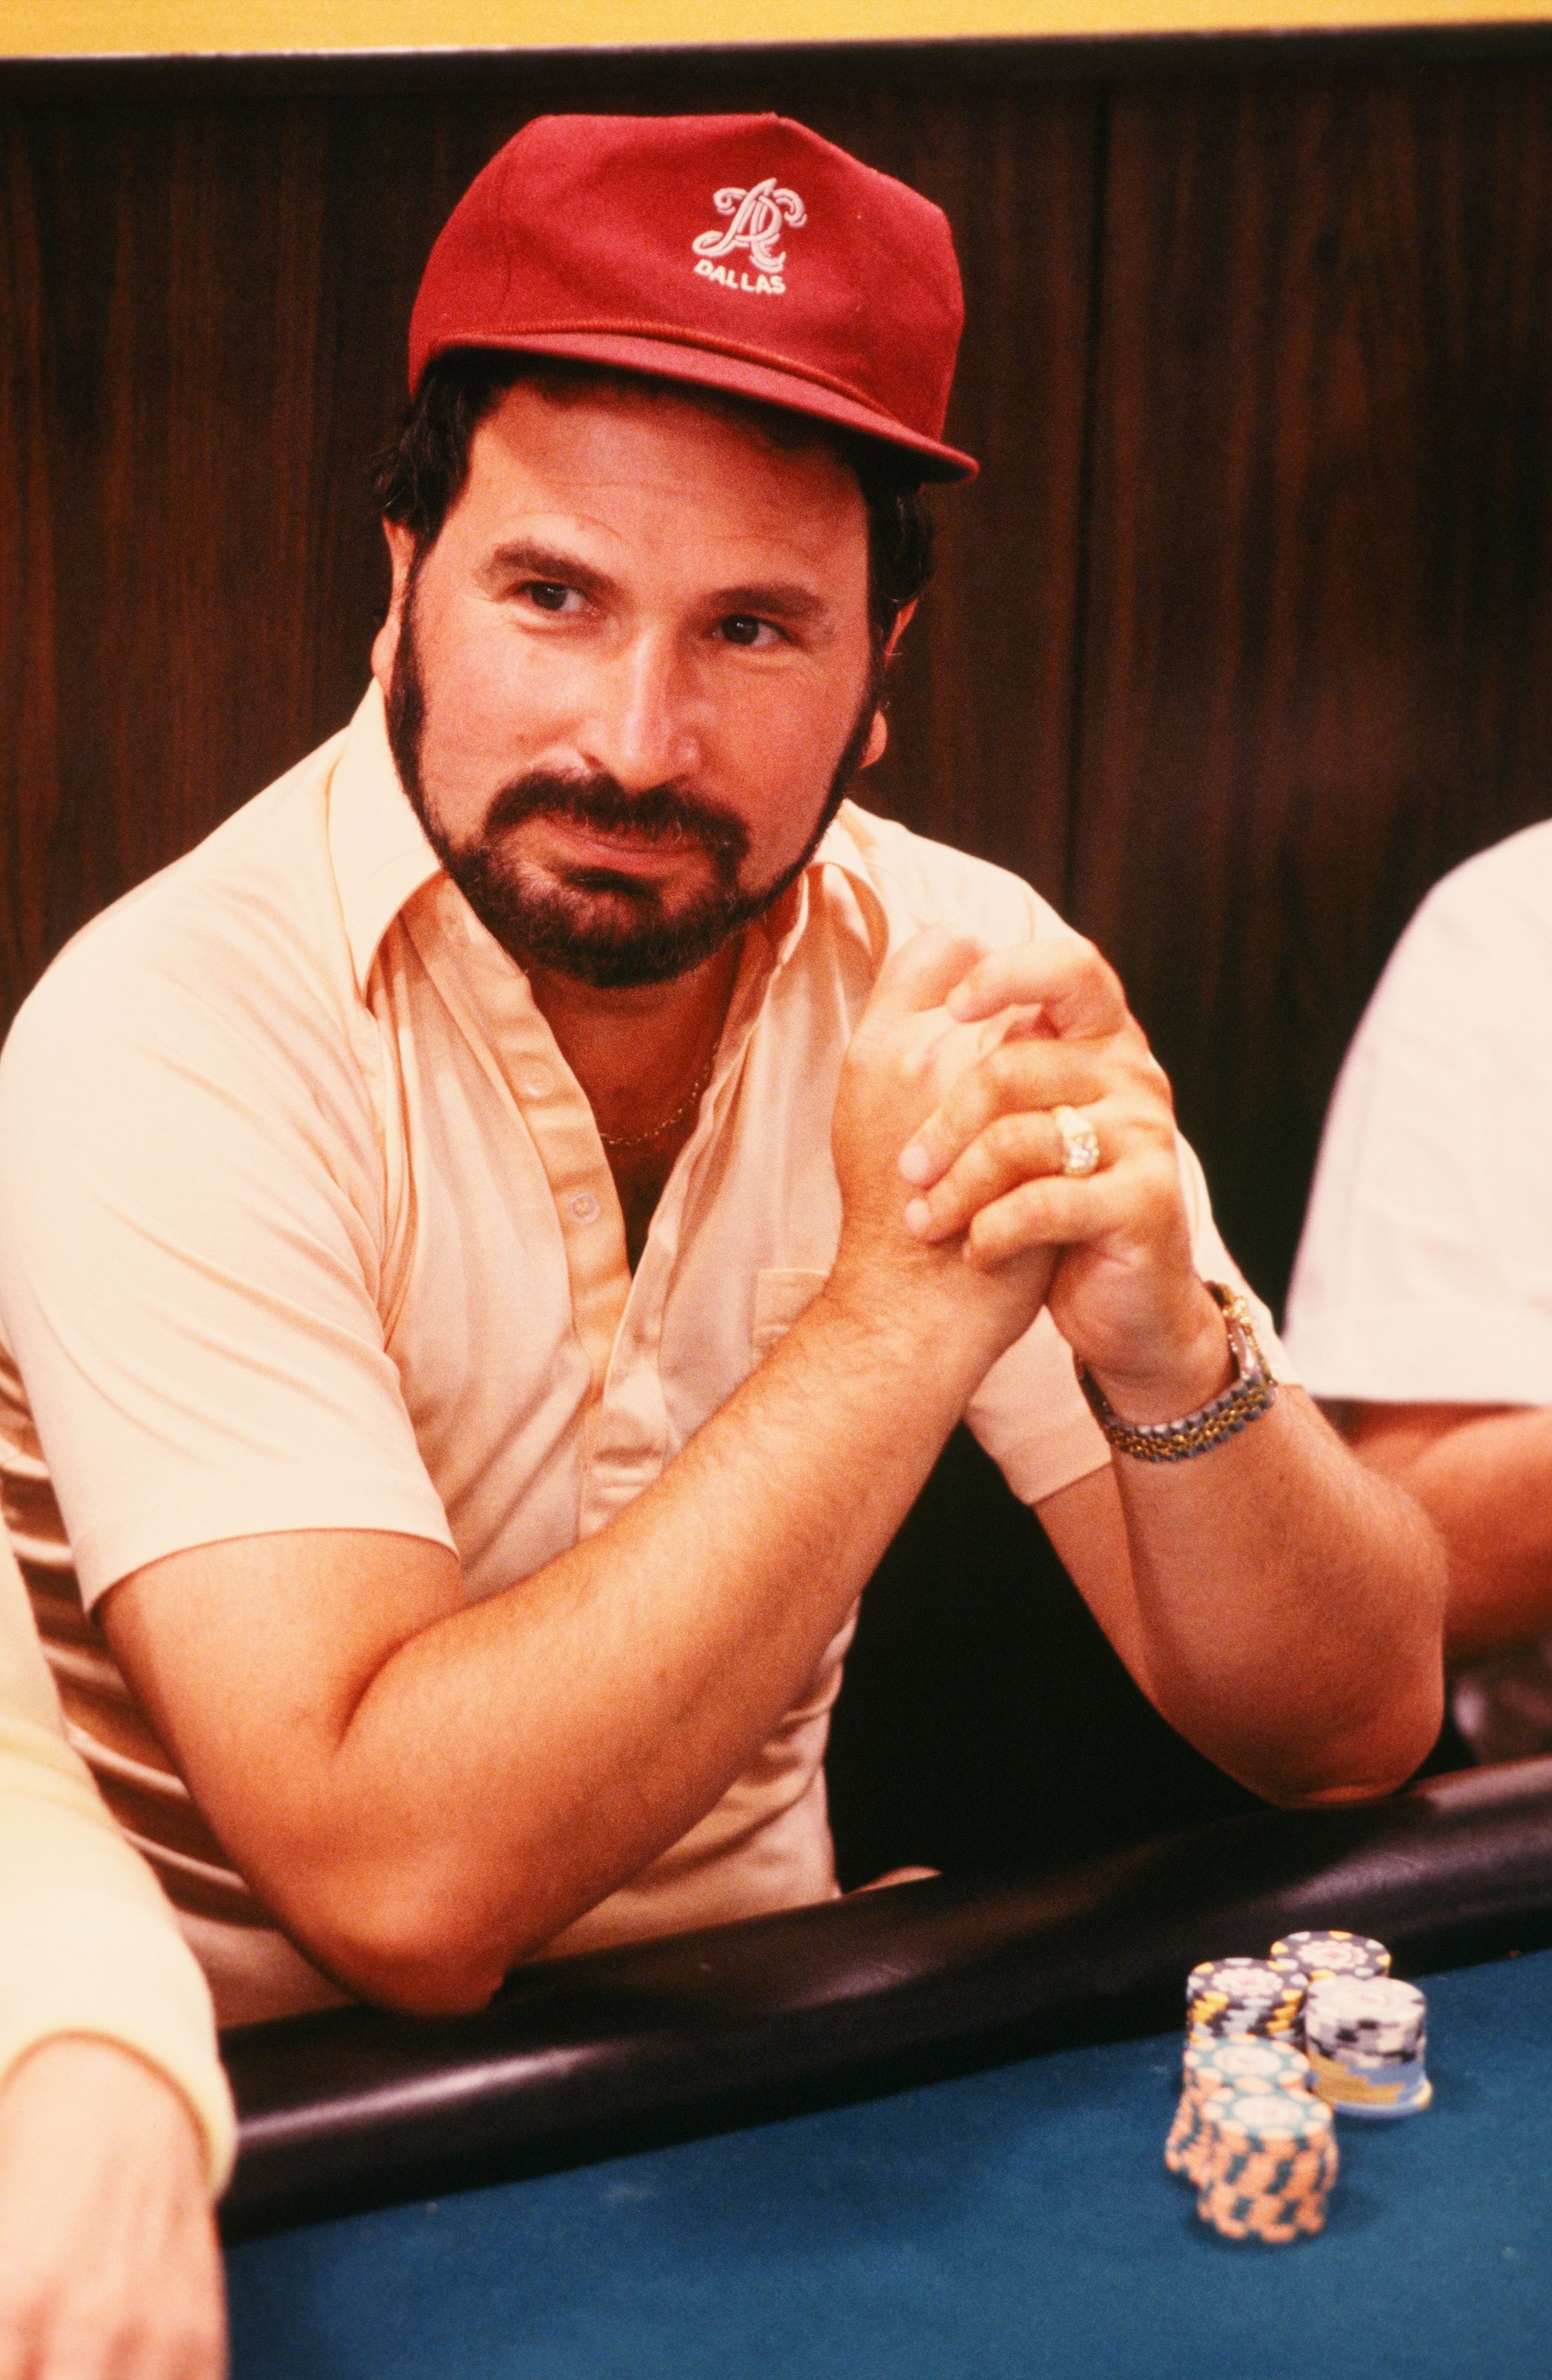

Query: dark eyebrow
left=480, top=541, right=832, bottom=630
left=711, top=583, right=831, bottom=628
left=480, top=539, right=621, bottom=600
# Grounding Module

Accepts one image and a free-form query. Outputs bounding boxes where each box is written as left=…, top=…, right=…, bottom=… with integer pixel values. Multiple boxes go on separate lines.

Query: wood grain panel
left=0, top=61, right=1097, bottom=1029
left=1071, top=60, right=1552, bottom=1308
left=826, top=80, right=1097, bottom=904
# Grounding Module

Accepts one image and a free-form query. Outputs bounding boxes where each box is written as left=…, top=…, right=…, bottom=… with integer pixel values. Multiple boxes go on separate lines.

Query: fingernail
left=898, top=1142, right=933, bottom=1185
left=904, top=1198, right=933, bottom=1237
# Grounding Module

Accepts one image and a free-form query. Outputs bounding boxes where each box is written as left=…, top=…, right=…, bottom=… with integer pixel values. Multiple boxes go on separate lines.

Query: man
left=1286, top=819, right=1552, bottom=1763
left=0, top=1533, right=231, bottom=2379
left=0, top=112, right=1443, bottom=2026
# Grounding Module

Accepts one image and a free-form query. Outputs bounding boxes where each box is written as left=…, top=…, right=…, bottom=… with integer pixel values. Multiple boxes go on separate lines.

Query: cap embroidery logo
left=691, top=177, right=806, bottom=296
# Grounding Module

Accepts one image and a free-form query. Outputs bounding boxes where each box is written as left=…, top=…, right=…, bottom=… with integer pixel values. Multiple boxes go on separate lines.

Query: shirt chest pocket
left=751, top=1268, right=830, bottom=1360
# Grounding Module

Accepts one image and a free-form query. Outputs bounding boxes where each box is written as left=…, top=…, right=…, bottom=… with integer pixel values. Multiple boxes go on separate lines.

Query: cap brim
left=418, top=327, right=978, bottom=483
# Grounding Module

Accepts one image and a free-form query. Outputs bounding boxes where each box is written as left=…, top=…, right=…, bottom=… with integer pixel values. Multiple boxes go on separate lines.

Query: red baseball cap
left=408, top=112, right=976, bottom=482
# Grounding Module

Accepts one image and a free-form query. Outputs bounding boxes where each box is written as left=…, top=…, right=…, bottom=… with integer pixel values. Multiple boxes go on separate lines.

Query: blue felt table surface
left=228, top=1945, right=1552, bottom=2379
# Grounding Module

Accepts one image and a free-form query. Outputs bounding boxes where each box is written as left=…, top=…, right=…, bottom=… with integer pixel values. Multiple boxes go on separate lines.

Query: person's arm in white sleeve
left=0, top=1533, right=231, bottom=2380
left=1284, top=830, right=1552, bottom=1668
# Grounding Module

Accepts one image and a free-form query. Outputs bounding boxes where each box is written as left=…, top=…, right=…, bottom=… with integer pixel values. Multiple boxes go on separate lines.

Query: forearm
left=891, top=933, right=1448, bottom=1810
left=299, top=1281, right=998, bottom=2003
left=1345, top=1403, right=1552, bottom=1665
left=1105, top=1385, right=1446, bottom=1802
left=0, top=1849, right=234, bottom=2199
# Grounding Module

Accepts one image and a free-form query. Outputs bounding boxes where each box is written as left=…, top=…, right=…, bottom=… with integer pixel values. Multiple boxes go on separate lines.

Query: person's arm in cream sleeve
left=0, top=1535, right=232, bottom=2380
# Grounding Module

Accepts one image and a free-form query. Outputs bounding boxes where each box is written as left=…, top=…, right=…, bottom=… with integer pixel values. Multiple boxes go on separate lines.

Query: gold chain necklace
left=596, top=1048, right=718, bottom=1152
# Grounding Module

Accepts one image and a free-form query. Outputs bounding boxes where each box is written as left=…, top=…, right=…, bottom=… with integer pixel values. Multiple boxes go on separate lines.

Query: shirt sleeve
left=1284, top=841, right=1552, bottom=1406
left=0, top=1536, right=234, bottom=2193
left=0, top=931, right=455, bottom=1606
left=967, top=1132, right=1290, bottom=1506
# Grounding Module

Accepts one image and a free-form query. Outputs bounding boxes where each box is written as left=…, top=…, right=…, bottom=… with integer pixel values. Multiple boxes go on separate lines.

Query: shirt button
left=568, top=1191, right=601, bottom=1224
left=519, top=1070, right=552, bottom=1100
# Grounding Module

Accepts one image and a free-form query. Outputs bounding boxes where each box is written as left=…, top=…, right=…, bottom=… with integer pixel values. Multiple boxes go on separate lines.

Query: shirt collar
left=327, top=681, right=443, bottom=997
left=325, top=680, right=897, bottom=1001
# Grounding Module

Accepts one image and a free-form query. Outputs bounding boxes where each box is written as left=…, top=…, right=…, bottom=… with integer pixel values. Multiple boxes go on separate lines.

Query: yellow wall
left=1, top=0, right=1547, bottom=60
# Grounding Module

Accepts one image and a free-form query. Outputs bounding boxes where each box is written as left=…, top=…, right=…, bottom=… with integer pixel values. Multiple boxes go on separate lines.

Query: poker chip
left=1193, top=2087, right=1338, bottom=2243
left=1165, top=2039, right=1314, bottom=2182
left=1302, top=1974, right=1431, bottom=2120
left=1183, top=2038, right=1314, bottom=2095
left=1269, top=1929, right=1391, bottom=1988
left=1185, top=1956, right=1304, bottom=2043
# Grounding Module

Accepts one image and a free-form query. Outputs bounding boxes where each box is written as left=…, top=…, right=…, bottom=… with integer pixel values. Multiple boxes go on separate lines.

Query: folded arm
left=103, top=933, right=1052, bottom=2015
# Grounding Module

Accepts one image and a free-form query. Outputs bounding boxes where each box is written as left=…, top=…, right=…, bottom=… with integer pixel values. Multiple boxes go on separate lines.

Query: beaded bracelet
left=1073, top=1281, right=1277, bottom=1464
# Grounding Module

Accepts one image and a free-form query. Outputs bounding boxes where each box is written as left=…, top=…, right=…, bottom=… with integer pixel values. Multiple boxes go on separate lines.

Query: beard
left=386, top=583, right=882, bottom=991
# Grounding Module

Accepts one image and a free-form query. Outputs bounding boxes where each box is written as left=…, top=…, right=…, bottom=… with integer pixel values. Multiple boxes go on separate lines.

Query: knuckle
left=1115, top=1074, right=1173, bottom=1139
left=1071, top=935, right=1119, bottom=994
left=984, top=1112, right=1029, bottom=1169
left=1137, top=1050, right=1174, bottom=1107
left=984, top=1044, right=1028, bottom=1105
left=943, top=1150, right=989, bottom=1211
left=936, top=1089, right=983, bottom=1151
left=923, top=1167, right=964, bottom=1218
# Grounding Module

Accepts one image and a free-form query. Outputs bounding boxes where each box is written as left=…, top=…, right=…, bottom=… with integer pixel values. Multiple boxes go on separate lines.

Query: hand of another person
left=894, top=936, right=1230, bottom=1417
left=830, top=927, right=1055, bottom=1365
left=0, top=2038, right=226, bottom=2380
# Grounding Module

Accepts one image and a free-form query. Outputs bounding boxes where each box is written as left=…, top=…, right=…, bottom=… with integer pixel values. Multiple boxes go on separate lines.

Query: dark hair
left=374, top=350, right=936, bottom=647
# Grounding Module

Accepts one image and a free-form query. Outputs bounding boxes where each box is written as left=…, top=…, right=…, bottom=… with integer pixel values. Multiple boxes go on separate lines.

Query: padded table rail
left=221, top=1757, right=1552, bottom=2234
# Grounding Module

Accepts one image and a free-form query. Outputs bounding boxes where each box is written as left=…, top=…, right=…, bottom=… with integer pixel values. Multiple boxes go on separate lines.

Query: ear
left=883, top=598, right=917, bottom=658
left=371, top=521, right=420, bottom=694
left=857, top=600, right=918, bottom=773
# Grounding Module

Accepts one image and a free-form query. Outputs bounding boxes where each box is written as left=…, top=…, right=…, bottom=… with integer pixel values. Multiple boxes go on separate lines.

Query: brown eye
left=720, top=615, right=765, bottom=647
left=528, top=583, right=572, bottom=612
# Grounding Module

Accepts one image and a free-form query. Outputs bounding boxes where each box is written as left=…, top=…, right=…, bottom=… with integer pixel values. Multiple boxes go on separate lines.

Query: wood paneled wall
left=4, top=28, right=1551, bottom=1317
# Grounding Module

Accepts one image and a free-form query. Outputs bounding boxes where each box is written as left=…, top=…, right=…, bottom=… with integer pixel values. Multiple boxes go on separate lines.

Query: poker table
left=221, top=1758, right=1552, bottom=2377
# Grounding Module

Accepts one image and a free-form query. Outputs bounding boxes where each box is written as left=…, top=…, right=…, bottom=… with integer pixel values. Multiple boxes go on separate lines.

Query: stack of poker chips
left=1166, top=1925, right=1432, bottom=2244
left=1269, top=1929, right=1392, bottom=1991
left=1194, top=2090, right=1339, bottom=2244
left=1165, top=2037, right=1315, bottom=2184
left=1302, top=1975, right=1432, bottom=2120
left=1185, top=1954, right=1305, bottom=2046
left=1170, top=1964, right=1338, bottom=2239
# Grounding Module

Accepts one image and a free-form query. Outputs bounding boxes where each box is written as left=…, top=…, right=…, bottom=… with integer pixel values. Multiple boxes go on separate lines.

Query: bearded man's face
left=372, top=377, right=885, bottom=990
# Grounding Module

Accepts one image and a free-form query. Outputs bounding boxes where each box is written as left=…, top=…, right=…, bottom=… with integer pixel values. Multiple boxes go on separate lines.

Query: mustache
left=484, top=772, right=750, bottom=868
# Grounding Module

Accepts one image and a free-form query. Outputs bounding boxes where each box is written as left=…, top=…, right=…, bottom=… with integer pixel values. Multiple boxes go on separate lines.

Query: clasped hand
left=832, top=927, right=1227, bottom=1411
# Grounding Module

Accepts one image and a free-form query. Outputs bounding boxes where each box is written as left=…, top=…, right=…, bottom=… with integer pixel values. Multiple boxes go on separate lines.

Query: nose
left=579, top=631, right=702, bottom=793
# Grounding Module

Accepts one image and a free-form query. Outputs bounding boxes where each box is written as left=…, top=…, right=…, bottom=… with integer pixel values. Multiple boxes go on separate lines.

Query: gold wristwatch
left=1073, top=1282, right=1277, bottom=1464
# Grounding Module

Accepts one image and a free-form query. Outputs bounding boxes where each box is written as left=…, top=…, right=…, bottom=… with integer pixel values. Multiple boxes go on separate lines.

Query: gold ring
left=1051, top=1105, right=1101, bottom=1178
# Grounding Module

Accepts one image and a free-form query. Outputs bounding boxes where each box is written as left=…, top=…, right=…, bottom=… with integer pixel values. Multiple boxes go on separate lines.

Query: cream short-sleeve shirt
left=1286, top=819, right=1552, bottom=1766
left=0, top=685, right=1277, bottom=2023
